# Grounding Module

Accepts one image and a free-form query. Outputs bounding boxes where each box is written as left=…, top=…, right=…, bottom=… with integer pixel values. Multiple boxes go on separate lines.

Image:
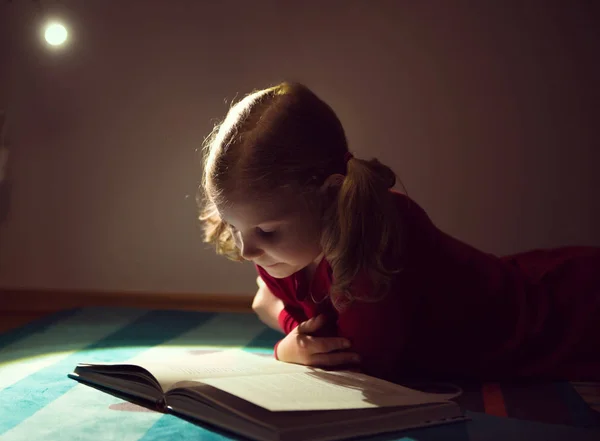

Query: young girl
left=199, top=82, right=600, bottom=382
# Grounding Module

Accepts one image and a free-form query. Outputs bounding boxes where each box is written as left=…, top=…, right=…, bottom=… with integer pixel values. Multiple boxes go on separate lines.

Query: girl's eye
left=256, top=227, right=276, bottom=239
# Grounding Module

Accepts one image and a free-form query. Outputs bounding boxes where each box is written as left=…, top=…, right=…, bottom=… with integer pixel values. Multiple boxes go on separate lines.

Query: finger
left=305, top=336, right=351, bottom=354
left=297, top=315, right=323, bottom=334
left=297, top=335, right=345, bottom=352
left=344, top=367, right=363, bottom=373
left=309, top=351, right=361, bottom=368
left=297, top=314, right=326, bottom=334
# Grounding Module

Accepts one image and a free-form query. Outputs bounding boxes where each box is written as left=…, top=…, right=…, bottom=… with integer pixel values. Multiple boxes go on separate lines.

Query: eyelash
left=256, top=228, right=277, bottom=239
left=226, top=224, right=277, bottom=240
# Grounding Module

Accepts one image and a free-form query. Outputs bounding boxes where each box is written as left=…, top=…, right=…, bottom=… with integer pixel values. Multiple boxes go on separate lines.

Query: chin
left=262, top=263, right=297, bottom=279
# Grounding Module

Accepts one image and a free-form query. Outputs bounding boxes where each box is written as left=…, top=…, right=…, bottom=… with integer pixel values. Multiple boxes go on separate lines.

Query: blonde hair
left=199, top=82, right=404, bottom=309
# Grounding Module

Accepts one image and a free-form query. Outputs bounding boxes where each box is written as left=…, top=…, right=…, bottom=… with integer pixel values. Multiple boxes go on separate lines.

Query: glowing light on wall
left=44, top=22, right=68, bottom=46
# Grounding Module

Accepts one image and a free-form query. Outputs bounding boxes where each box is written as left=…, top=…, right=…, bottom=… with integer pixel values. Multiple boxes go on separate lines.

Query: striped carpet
left=0, top=307, right=598, bottom=441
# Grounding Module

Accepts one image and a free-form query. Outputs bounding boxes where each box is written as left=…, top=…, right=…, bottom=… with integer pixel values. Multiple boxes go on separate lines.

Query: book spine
left=155, top=397, right=168, bottom=412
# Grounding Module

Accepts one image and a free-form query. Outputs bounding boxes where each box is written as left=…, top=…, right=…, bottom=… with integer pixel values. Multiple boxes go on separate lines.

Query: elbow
left=252, top=288, right=270, bottom=314
left=251, top=296, right=261, bottom=313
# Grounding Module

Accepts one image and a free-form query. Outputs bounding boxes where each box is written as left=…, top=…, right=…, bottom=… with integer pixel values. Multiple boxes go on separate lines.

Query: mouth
left=264, top=263, right=280, bottom=268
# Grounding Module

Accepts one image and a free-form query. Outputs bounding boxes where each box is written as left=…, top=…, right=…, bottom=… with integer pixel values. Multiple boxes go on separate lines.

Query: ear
left=316, top=174, right=345, bottom=210
left=319, top=173, right=345, bottom=194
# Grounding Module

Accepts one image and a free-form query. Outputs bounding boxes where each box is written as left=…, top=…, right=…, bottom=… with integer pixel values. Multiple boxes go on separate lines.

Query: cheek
left=274, top=230, right=321, bottom=259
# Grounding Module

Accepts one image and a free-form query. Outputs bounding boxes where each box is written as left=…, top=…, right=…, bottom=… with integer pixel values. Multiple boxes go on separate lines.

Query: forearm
left=252, top=278, right=285, bottom=332
left=255, top=299, right=284, bottom=332
left=252, top=275, right=306, bottom=334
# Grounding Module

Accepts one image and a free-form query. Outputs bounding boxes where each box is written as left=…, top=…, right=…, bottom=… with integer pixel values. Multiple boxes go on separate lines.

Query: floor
left=1, top=307, right=598, bottom=418
left=0, top=311, right=51, bottom=333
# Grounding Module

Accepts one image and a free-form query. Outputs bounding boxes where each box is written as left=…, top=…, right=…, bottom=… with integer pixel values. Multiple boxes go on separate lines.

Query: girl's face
left=216, top=190, right=323, bottom=279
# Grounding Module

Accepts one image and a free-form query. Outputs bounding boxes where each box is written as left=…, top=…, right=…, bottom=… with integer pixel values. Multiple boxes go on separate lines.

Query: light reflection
left=44, top=22, right=68, bottom=46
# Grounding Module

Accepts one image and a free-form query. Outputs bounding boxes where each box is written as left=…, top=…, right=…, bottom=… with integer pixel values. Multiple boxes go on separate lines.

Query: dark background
left=0, top=0, right=598, bottom=295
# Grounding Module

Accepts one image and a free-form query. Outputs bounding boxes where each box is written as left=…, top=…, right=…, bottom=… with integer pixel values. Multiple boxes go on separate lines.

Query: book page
left=135, top=349, right=310, bottom=391
left=169, top=383, right=459, bottom=431
left=78, top=349, right=459, bottom=411
left=198, top=369, right=454, bottom=412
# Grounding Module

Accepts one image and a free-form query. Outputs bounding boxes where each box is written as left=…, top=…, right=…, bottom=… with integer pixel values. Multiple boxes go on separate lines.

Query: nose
left=239, top=236, right=263, bottom=261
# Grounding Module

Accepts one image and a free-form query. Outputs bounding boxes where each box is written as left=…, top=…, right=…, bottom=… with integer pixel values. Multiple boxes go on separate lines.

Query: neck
left=303, top=253, right=324, bottom=281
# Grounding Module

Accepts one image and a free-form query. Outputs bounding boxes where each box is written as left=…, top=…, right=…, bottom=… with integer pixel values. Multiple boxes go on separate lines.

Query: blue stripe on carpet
left=0, top=309, right=80, bottom=349
left=138, top=414, right=232, bottom=441
left=0, top=309, right=214, bottom=435
left=555, top=382, right=600, bottom=428
left=465, top=410, right=600, bottom=441
left=245, top=326, right=282, bottom=351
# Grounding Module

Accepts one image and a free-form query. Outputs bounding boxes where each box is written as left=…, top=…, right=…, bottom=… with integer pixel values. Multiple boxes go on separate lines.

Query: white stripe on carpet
left=1, top=312, right=266, bottom=441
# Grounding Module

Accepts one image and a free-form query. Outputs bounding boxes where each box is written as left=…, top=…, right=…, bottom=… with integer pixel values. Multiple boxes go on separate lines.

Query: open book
left=68, top=349, right=467, bottom=441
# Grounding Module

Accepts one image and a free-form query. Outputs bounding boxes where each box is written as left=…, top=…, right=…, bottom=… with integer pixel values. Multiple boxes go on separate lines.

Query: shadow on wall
left=0, top=111, right=13, bottom=278
left=0, top=112, right=12, bottom=225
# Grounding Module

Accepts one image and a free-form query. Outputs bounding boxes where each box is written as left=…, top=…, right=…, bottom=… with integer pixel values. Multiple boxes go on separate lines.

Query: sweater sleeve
left=255, top=265, right=307, bottom=334
left=278, top=308, right=302, bottom=334
left=272, top=309, right=303, bottom=361
left=335, top=270, right=418, bottom=381
left=255, top=265, right=308, bottom=360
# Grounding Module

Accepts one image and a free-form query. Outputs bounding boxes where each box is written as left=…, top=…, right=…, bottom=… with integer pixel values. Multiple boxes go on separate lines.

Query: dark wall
left=0, top=0, right=598, bottom=293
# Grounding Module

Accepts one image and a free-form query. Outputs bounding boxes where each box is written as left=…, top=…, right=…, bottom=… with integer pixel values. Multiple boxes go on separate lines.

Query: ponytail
left=321, top=156, right=404, bottom=310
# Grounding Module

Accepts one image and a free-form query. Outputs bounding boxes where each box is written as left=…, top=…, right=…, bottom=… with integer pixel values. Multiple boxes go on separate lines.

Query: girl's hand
left=276, top=314, right=361, bottom=367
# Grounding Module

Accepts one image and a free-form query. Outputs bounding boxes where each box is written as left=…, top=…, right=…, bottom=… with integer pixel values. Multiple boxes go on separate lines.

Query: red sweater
left=256, top=192, right=600, bottom=382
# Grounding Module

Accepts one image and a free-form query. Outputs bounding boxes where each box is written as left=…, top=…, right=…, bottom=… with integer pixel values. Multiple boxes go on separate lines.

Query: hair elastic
left=344, top=151, right=354, bottom=163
